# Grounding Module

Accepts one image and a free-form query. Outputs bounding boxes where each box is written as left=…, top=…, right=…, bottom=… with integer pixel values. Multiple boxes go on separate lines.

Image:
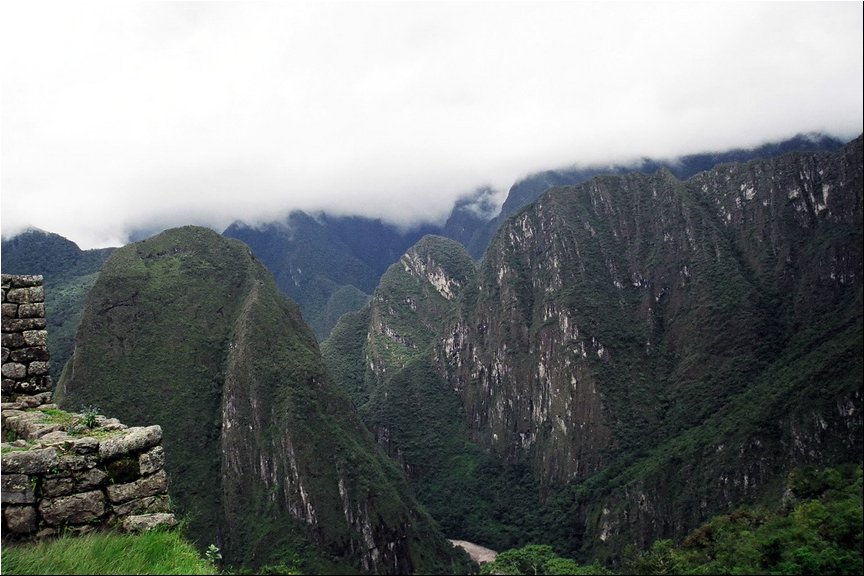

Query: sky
left=1, top=1, right=862, bottom=249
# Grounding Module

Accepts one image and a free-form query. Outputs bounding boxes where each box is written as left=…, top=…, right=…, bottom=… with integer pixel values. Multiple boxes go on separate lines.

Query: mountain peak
left=55, top=226, right=469, bottom=573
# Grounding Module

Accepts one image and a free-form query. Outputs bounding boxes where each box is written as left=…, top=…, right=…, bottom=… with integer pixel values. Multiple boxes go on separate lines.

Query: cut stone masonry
left=2, top=275, right=51, bottom=397
left=2, top=274, right=176, bottom=540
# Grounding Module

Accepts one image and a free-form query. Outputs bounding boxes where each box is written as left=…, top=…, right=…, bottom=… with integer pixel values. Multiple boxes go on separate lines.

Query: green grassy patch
left=0, top=529, right=217, bottom=575
left=38, top=409, right=76, bottom=427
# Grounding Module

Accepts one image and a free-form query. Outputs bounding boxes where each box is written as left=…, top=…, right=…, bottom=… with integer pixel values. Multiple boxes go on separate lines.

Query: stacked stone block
left=2, top=275, right=52, bottom=398
left=1, top=396, right=176, bottom=538
left=2, top=274, right=176, bottom=540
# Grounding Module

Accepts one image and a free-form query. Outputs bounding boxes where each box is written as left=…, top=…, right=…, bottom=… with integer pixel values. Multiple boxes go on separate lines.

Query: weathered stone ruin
left=2, top=274, right=177, bottom=539
left=2, top=275, right=51, bottom=397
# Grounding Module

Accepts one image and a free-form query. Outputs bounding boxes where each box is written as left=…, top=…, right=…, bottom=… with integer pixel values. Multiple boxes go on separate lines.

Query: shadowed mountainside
left=56, top=226, right=471, bottom=574
left=323, top=136, right=863, bottom=559
left=1, top=229, right=114, bottom=382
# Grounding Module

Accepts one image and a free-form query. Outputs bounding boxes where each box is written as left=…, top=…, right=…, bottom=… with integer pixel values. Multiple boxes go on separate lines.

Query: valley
left=2, top=134, right=861, bottom=574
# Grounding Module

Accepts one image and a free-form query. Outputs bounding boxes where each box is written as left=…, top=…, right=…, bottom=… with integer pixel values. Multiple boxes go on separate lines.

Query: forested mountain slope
left=55, top=226, right=470, bottom=574
left=223, top=212, right=441, bottom=340
left=324, top=136, right=863, bottom=559
left=1, top=229, right=114, bottom=381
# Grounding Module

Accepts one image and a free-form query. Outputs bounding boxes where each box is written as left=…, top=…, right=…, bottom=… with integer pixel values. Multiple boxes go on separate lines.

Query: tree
left=482, top=544, right=611, bottom=575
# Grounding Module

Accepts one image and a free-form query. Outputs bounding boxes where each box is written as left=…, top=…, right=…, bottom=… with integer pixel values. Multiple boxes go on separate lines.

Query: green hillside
left=324, top=138, right=863, bottom=562
left=322, top=236, right=546, bottom=549
left=1, top=229, right=114, bottom=382
left=55, top=226, right=470, bottom=574
left=482, top=465, right=862, bottom=575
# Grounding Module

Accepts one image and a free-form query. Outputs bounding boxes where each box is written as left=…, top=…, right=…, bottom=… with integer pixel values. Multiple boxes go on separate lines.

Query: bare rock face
left=4, top=505, right=38, bottom=534
left=39, top=490, right=106, bottom=525
left=99, top=426, right=162, bottom=460
left=121, top=512, right=178, bottom=533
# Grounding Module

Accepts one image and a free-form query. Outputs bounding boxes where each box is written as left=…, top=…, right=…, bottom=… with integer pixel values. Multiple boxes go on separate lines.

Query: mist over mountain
left=3, top=133, right=851, bottom=357
left=220, top=133, right=849, bottom=340
left=3, top=133, right=860, bottom=573
left=4, top=2, right=861, bottom=252
left=464, top=132, right=846, bottom=259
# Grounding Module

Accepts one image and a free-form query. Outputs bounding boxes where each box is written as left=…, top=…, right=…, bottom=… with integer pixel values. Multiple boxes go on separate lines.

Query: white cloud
left=2, top=1, right=862, bottom=248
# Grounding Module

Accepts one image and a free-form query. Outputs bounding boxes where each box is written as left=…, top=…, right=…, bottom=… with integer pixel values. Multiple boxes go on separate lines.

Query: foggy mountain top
left=2, top=1, right=861, bottom=249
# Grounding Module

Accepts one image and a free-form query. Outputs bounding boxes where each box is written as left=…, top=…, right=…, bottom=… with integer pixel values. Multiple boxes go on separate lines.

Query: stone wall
left=2, top=274, right=176, bottom=540
left=1, top=394, right=177, bottom=539
left=2, top=275, right=52, bottom=398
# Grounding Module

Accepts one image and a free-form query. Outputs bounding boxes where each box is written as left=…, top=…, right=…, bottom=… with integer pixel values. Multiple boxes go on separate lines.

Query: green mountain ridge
left=2, top=134, right=844, bottom=357
left=0, top=229, right=115, bottom=382
left=222, top=212, right=443, bottom=341
left=322, top=235, right=548, bottom=548
left=54, top=226, right=470, bottom=574
left=464, top=132, right=846, bottom=259
left=323, top=137, right=863, bottom=561
left=3, top=133, right=860, bottom=572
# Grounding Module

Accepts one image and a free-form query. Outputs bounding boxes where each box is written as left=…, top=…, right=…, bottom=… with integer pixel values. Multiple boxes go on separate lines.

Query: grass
left=1, top=442, right=36, bottom=454
left=78, top=427, right=126, bottom=440
left=0, top=529, right=217, bottom=575
left=38, top=409, right=75, bottom=427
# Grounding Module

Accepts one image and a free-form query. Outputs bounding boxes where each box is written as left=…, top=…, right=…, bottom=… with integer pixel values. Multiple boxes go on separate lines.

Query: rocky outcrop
left=323, top=236, right=478, bottom=462
left=365, top=236, right=476, bottom=384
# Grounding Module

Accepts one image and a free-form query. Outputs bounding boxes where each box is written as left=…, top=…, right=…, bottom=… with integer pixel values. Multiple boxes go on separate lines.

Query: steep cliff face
left=56, top=226, right=468, bottom=574
left=446, top=136, right=862, bottom=555
left=446, top=163, right=787, bottom=483
left=326, top=137, right=862, bottom=558
left=689, top=138, right=862, bottom=325
left=448, top=136, right=859, bottom=488
left=322, top=236, right=540, bottom=547
left=573, top=137, right=863, bottom=559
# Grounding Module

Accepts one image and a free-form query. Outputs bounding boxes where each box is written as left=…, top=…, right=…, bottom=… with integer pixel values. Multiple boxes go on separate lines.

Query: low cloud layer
left=2, top=1, right=862, bottom=249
